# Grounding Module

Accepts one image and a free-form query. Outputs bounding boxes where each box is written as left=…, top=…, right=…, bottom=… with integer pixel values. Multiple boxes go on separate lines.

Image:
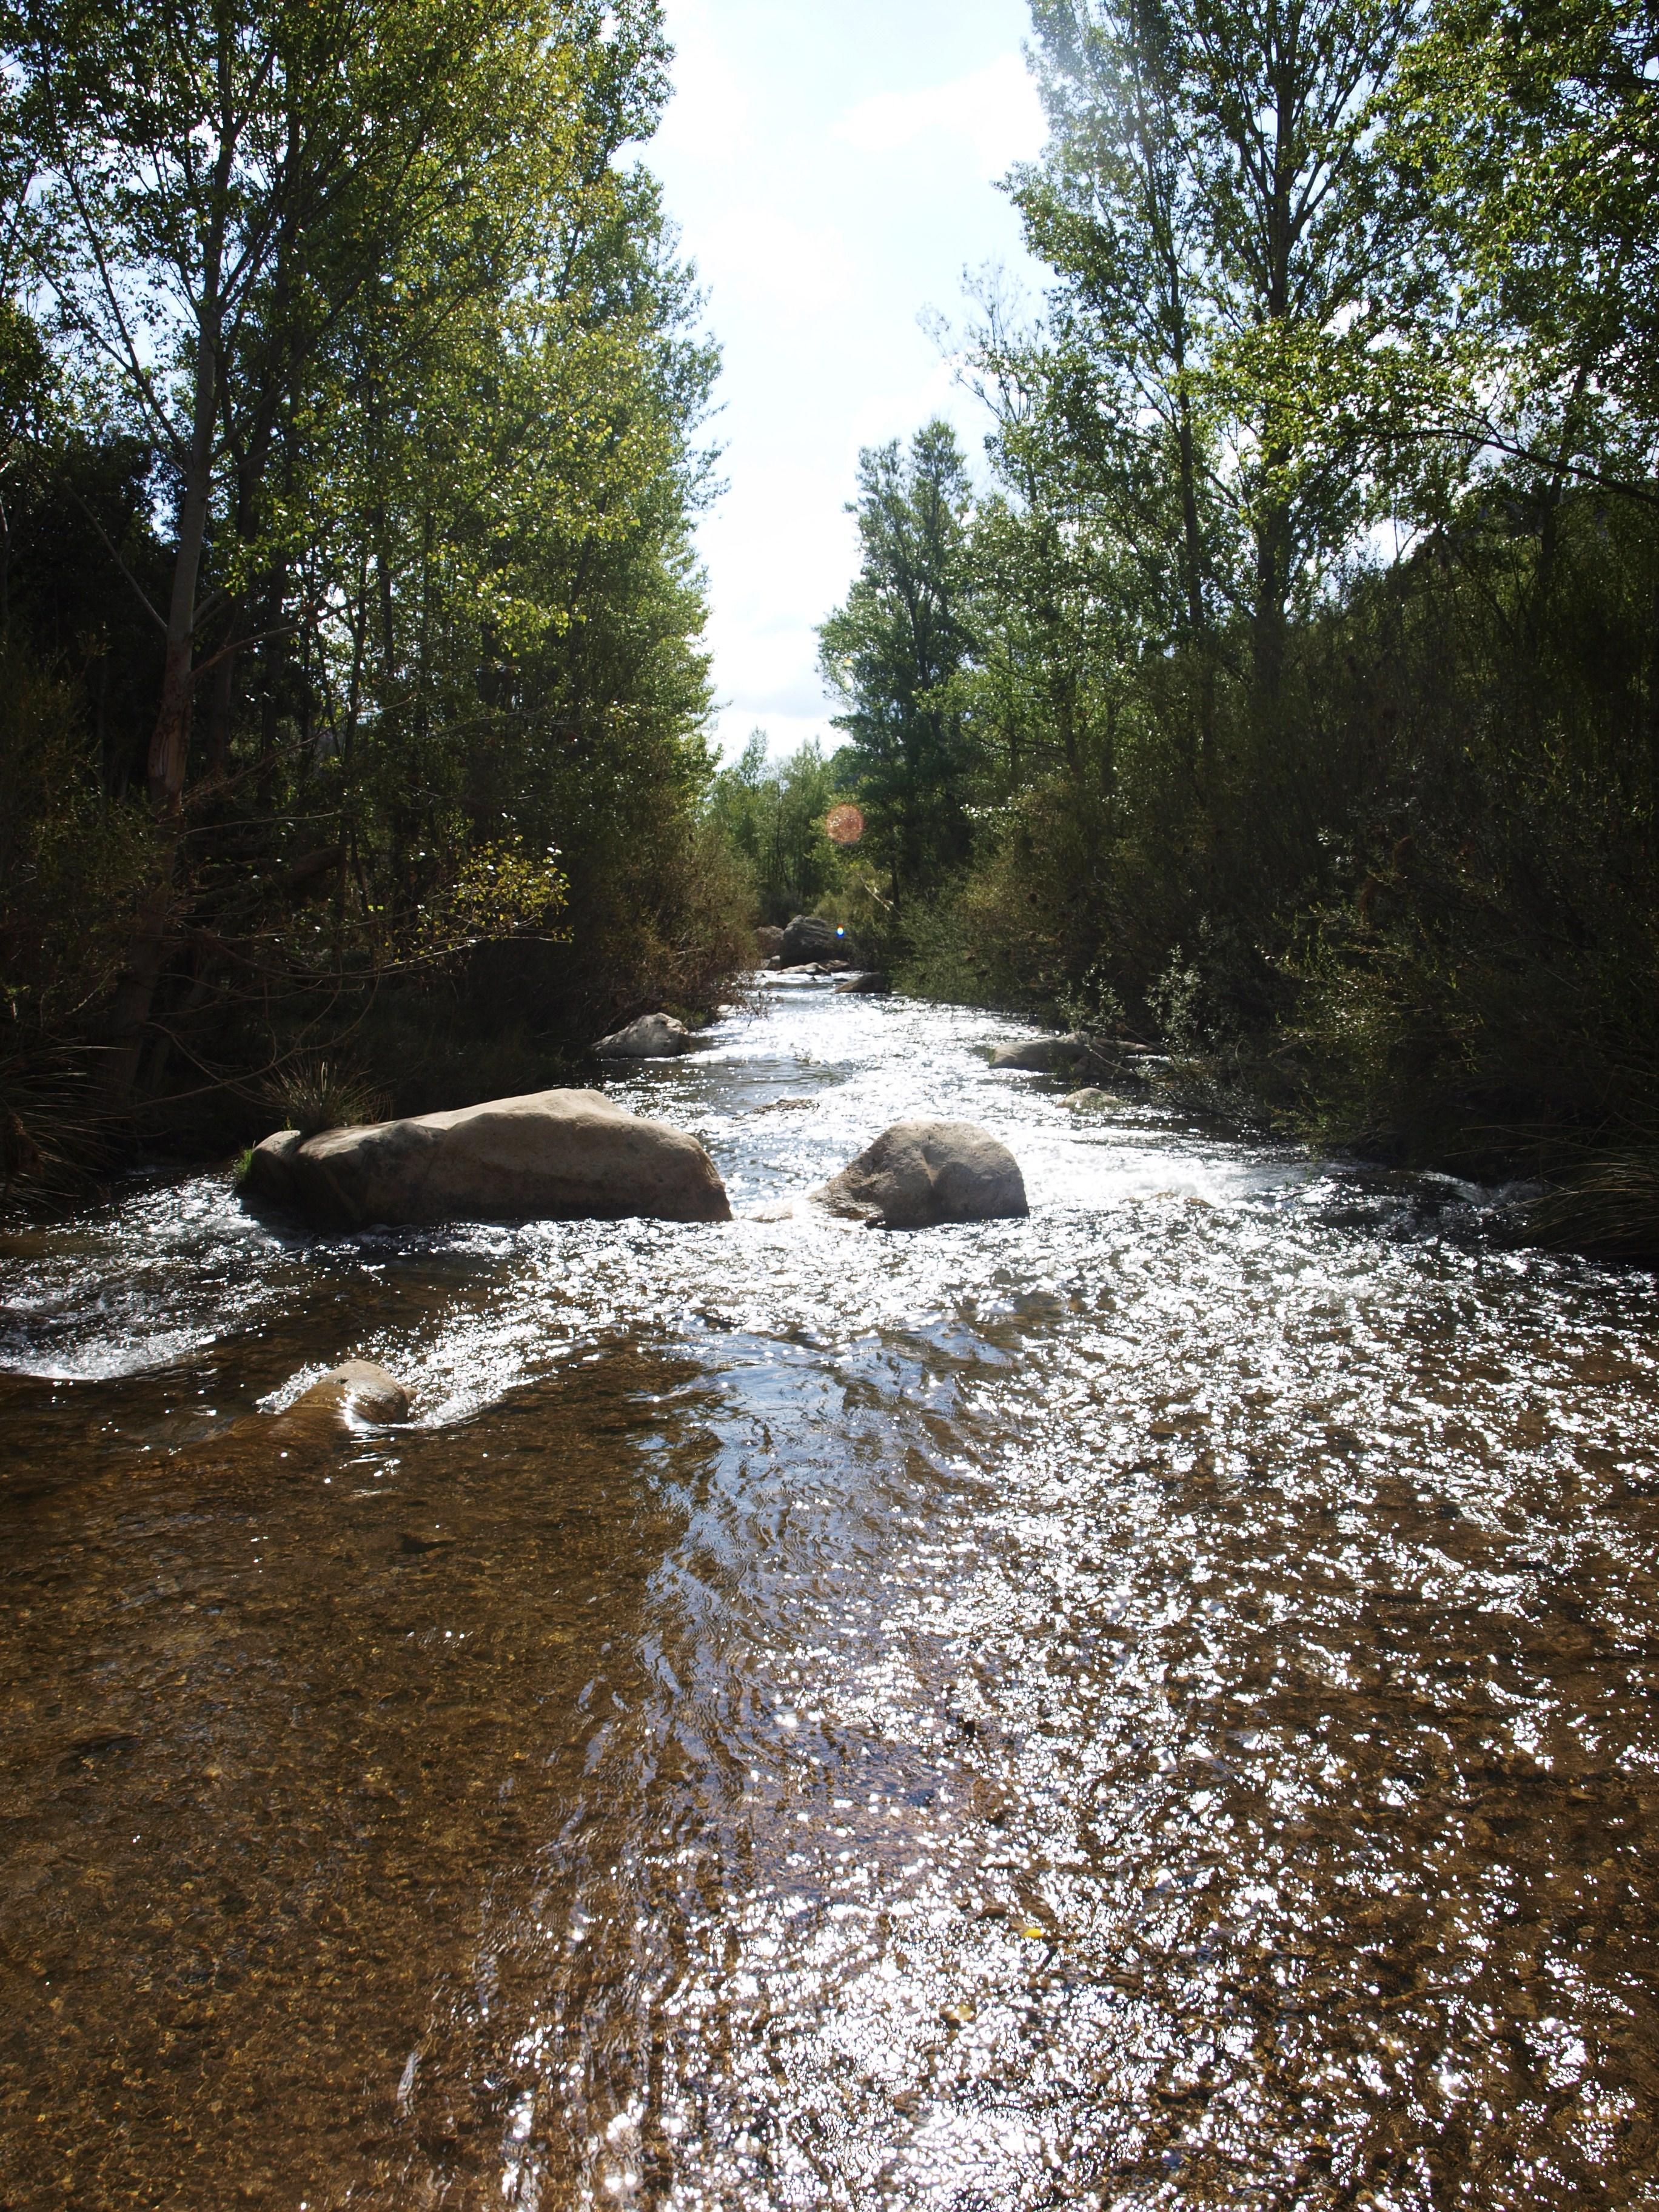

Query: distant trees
left=708, top=734, right=846, bottom=925
left=817, top=422, right=977, bottom=903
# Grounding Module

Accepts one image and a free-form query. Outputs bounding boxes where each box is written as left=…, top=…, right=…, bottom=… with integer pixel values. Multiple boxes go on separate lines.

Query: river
left=2, top=980, right=1657, bottom=2209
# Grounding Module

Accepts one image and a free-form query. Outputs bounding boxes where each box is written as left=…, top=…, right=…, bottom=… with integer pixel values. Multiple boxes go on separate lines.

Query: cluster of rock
left=238, top=959, right=1051, bottom=1441
left=241, top=916, right=1039, bottom=1237
left=779, top=914, right=848, bottom=965
left=244, top=1092, right=1027, bottom=1236
left=754, top=913, right=872, bottom=977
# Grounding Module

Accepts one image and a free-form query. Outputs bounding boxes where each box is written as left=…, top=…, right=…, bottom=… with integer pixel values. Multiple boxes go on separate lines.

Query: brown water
left=3, top=982, right=1658, bottom=2210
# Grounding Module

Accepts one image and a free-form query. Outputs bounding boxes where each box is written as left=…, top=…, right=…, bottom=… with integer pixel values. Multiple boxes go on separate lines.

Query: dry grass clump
left=0, top=1056, right=118, bottom=1207
left=1524, top=1154, right=1659, bottom=1261
left=259, top=1056, right=389, bottom=1141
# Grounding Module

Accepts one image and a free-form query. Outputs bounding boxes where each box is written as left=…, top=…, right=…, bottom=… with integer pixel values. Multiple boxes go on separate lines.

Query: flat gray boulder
left=594, top=1011, right=692, bottom=1059
left=243, top=1088, right=731, bottom=1228
left=989, top=1034, right=1089, bottom=1072
left=815, top=1118, right=1028, bottom=1229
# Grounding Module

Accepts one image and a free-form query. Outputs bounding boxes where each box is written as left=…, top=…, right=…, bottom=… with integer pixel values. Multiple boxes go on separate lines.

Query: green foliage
left=706, top=733, right=849, bottom=925
left=816, top=0, right=1659, bottom=1246
left=0, top=0, right=748, bottom=1179
left=1388, top=0, right=1659, bottom=492
left=0, top=643, right=153, bottom=1034
left=818, top=422, right=979, bottom=902
left=258, top=1056, right=389, bottom=1141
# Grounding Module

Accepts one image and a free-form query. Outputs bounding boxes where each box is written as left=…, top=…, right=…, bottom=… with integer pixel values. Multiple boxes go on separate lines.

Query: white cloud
left=651, top=0, right=757, bottom=161
left=693, top=207, right=858, bottom=318
left=833, top=54, right=1046, bottom=173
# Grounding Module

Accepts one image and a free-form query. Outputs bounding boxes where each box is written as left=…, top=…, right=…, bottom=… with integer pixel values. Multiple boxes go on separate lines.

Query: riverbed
left=2, top=981, right=1657, bottom=2209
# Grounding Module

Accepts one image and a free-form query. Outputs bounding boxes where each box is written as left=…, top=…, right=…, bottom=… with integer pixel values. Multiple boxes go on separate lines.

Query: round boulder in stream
left=594, top=1011, right=693, bottom=1059
left=243, top=1088, right=731, bottom=1228
left=272, top=1361, right=409, bottom=1438
left=816, top=1118, right=1028, bottom=1229
left=780, top=914, right=848, bottom=965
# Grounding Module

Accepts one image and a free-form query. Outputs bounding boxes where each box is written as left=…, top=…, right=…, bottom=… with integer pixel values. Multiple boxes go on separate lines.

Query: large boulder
left=594, top=1011, right=692, bottom=1059
left=755, top=924, right=785, bottom=957
left=989, top=1034, right=1089, bottom=1073
left=780, top=914, right=849, bottom=965
left=834, top=971, right=891, bottom=996
left=242, top=1088, right=731, bottom=1228
left=815, top=1119, right=1028, bottom=1230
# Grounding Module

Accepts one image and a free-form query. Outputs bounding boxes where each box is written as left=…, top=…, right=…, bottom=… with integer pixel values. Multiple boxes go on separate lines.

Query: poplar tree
left=817, top=422, right=977, bottom=903
left=3, top=0, right=704, bottom=1102
left=1010, top=0, right=1418, bottom=702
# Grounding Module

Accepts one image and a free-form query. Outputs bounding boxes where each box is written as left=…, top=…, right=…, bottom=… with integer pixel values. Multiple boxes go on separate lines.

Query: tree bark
left=101, top=118, right=231, bottom=1107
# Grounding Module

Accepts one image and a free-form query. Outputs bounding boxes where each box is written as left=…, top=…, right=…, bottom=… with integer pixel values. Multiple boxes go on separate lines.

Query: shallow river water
left=2, top=982, right=1658, bottom=2211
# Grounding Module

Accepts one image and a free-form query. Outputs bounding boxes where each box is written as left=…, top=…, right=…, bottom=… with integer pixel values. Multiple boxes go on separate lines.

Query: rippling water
left=3, top=982, right=1658, bottom=2209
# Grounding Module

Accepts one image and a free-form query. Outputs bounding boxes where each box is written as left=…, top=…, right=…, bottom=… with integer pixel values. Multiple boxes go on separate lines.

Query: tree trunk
left=101, top=144, right=229, bottom=1106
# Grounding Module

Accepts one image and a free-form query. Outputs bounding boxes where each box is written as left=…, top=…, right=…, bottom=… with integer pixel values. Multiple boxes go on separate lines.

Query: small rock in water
left=815, top=1119, right=1028, bottom=1229
left=594, top=1011, right=692, bottom=1059
left=834, top=971, right=891, bottom=995
left=1066, top=1088, right=1122, bottom=1111
left=278, top=1361, right=410, bottom=1435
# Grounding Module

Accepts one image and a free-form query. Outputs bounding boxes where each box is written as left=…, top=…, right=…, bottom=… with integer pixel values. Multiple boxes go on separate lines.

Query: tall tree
left=1007, top=0, right=1419, bottom=704
left=818, top=421, right=976, bottom=903
left=4, top=0, right=684, bottom=1096
left=1389, top=0, right=1659, bottom=504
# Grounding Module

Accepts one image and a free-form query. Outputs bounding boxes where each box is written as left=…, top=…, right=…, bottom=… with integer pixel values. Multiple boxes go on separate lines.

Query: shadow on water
left=4, top=987, right=1659, bottom=2207
left=0, top=1346, right=724, bottom=2208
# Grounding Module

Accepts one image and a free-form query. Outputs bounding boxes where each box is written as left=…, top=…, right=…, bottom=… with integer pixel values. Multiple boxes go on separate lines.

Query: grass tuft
left=1523, top=1154, right=1659, bottom=1261
left=258, top=1056, right=389, bottom=1141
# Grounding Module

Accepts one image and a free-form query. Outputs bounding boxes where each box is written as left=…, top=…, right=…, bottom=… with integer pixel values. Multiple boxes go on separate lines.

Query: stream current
left=2, top=981, right=1657, bottom=2209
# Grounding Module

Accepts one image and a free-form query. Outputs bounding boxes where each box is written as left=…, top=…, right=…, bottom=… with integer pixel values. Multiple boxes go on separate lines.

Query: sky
left=648, top=1, right=1050, bottom=763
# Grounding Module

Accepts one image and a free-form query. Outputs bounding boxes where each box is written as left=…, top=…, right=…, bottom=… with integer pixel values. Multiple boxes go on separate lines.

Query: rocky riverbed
left=2, top=979, right=1657, bottom=2208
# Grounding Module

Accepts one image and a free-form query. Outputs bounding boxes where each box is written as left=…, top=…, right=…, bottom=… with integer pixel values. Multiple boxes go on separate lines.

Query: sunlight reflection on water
left=1, top=983, right=1657, bottom=2208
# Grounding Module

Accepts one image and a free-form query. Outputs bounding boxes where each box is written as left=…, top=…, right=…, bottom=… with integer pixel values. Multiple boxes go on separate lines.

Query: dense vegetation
left=811, top=0, right=1659, bottom=1249
left=0, top=0, right=746, bottom=1192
